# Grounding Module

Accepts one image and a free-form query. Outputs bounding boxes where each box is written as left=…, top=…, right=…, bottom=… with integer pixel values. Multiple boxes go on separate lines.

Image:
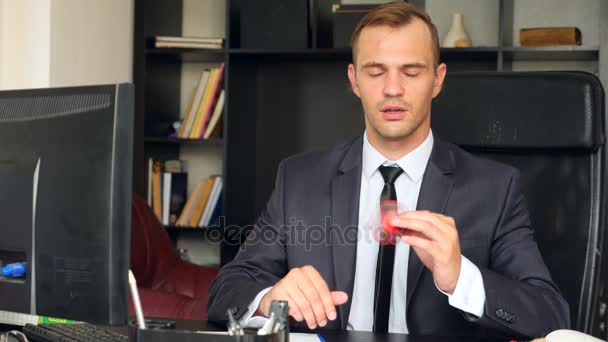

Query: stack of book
left=176, top=176, right=223, bottom=228
left=154, top=36, right=224, bottom=49
left=178, top=64, right=225, bottom=139
left=148, top=159, right=188, bottom=226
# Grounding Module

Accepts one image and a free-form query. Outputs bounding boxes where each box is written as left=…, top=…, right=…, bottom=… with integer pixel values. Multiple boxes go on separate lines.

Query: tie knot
left=379, top=165, right=403, bottom=184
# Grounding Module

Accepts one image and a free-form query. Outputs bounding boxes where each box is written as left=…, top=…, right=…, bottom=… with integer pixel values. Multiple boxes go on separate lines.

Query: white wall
left=0, top=0, right=132, bottom=90
left=50, top=0, right=133, bottom=86
left=0, top=0, right=51, bottom=89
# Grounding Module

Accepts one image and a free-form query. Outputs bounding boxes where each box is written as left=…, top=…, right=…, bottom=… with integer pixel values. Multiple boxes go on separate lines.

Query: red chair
left=128, top=193, right=218, bottom=320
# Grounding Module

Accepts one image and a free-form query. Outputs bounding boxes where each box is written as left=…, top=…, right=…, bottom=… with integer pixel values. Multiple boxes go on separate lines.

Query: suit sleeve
left=207, top=161, right=288, bottom=322
left=472, top=171, right=570, bottom=339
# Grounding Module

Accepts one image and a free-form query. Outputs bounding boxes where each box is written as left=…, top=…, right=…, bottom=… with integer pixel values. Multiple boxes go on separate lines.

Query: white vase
left=442, top=13, right=472, bottom=48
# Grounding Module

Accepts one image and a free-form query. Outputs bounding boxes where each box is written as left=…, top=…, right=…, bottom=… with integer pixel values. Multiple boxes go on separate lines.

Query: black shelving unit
left=501, top=46, right=599, bottom=61
left=144, top=137, right=224, bottom=145
left=134, top=0, right=607, bottom=267
left=164, top=226, right=225, bottom=246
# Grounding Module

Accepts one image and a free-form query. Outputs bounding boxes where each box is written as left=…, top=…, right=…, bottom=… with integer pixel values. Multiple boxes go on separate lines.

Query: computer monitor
left=0, top=83, right=134, bottom=325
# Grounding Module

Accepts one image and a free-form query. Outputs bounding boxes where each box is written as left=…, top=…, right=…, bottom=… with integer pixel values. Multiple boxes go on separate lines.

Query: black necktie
left=373, top=165, right=403, bottom=333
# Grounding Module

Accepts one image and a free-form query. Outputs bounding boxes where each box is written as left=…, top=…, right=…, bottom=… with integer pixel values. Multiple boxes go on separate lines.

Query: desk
left=2, top=320, right=505, bottom=342
left=108, top=320, right=500, bottom=342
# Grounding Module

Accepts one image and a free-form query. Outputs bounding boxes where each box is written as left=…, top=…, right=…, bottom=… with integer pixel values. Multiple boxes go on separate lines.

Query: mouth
left=381, top=105, right=407, bottom=120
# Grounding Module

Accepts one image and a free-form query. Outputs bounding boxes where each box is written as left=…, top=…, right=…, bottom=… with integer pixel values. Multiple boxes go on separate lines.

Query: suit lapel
left=330, top=136, right=363, bottom=330
left=406, top=137, right=456, bottom=310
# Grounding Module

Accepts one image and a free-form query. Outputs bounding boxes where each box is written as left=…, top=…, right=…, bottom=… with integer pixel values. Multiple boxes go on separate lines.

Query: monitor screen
left=0, top=83, right=133, bottom=325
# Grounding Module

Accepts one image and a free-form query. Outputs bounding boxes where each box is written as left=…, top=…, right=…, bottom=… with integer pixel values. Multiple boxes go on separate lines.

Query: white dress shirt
left=240, top=131, right=486, bottom=331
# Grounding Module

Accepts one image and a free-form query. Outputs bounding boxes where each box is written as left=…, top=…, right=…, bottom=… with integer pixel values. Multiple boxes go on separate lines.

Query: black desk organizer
left=128, top=320, right=289, bottom=342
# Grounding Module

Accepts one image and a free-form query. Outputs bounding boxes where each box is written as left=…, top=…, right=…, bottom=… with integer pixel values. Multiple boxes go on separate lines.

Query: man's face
left=348, top=20, right=446, bottom=145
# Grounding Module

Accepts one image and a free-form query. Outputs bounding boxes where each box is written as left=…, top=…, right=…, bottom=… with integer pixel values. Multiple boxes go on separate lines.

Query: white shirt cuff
left=239, top=287, right=272, bottom=328
left=435, top=255, right=485, bottom=318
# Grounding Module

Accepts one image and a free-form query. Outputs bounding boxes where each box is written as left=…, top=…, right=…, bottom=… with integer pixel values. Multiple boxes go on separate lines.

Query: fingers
left=288, top=278, right=321, bottom=329
left=391, top=214, right=443, bottom=242
left=331, top=291, right=349, bottom=305
left=302, top=266, right=337, bottom=322
left=391, top=211, right=456, bottom=241
left=286, top=293, right=305, bottom=322
left=269, top=266, right=345, bottom=329
left=295, top=269, right=330, bottom=327
left=401, top=233, right=437, bottom=253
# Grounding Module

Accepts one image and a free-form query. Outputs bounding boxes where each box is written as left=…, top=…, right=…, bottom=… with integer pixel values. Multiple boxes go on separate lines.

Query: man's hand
left=257, top=265, right=348, bottom=329
left=391, top=210, right=461, bottom=294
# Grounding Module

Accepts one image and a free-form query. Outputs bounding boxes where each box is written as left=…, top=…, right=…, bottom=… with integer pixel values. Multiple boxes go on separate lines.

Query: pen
left=258, top=312, right=277, bottom=335
left=128, top=270, right=147, bottom=329
left=227, top=309, right=244, bottom=336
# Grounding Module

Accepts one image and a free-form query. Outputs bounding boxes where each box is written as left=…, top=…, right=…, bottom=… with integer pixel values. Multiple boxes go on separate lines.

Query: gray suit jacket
left=207, top=135, right=570, bottom=339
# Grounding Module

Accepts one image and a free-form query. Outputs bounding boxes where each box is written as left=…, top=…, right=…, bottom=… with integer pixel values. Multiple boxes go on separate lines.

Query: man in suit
left=207, top=1, right=569, bottom=338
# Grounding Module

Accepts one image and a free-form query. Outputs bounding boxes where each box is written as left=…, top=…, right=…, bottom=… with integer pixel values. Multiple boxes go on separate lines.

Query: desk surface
left=107, top=320, right=500, bottom=342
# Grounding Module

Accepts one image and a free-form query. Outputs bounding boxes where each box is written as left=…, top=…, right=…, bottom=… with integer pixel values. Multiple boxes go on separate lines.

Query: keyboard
left=22, top=322, right=127, bottom=342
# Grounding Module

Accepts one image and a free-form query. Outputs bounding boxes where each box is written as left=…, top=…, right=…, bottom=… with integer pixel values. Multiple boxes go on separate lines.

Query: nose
left=383, top=70, right=404, bottom=98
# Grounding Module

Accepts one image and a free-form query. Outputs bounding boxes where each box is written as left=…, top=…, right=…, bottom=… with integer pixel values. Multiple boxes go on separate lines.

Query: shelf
left=502, top=46, right=599, bottom=61
left=440, top=47, right=499, bottom=62
left=144, top=137, right=224, bottom=145
left=164, top=225, right=224, bottom=241
left=229, top=48, right=350, bottom=55
left=229, top=48, right=352, bottom=62
left=228, top=47, right=500, bottom=62
left=164, top=225, right=221, bottom=231
left=145, top=48, right=226, bottom=62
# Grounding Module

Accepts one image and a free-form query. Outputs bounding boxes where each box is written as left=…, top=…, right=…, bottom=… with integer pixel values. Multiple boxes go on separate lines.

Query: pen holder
left=128, top=319, right=176, bottom=341
left=128, top=320, right=289, bottom=342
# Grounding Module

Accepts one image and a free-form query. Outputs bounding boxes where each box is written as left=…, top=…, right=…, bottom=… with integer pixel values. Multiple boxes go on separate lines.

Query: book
left=199, top=177, right=223, bottom=227
left=203, top=90, right=225, bottom=139
left=179, top=70, right=210, bottom=138
left=152, top=171, right=162, bottom=221
left=191, top=63, right=225, bottom=139
left=168, top=173, right=188, bottom=225
left=189, top=177, right=216, bottom=227
left=162, top=173, right=171, bottom=225
left=206, top=193, right=223, bottom=227
left=176, top=180, right=205, bottom=226
left=189, top=68, right=220, bottom=139
left=179, top=85, right=198, bottom=136
left=147, top=159, right=188, bottom=224
left=147, top=158, right=153, bottom=206
left=164, top=159, right=187, bottom=173
left=155, top=36, right=224, bottom=45
left=520, top=27, right=581, bottom=46
left=154, top=41, right=223, bottom=49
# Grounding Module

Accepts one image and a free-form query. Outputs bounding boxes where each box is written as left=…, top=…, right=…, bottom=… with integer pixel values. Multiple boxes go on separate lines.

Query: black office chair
left=431, top=71, right=607, bottom=339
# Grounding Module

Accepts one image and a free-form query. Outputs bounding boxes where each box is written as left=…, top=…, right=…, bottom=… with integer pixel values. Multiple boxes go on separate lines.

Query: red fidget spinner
left=380, top=200, right=399, bottom=235
left=382, top=211, right=398, bottom=234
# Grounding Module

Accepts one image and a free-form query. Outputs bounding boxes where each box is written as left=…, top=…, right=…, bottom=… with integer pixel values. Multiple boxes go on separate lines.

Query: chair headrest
left=431, top=71, right=605, bottom=150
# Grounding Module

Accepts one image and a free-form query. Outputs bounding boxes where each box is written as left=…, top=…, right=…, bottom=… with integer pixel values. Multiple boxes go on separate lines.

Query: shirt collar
left=362, top=130, right=434, bottom=184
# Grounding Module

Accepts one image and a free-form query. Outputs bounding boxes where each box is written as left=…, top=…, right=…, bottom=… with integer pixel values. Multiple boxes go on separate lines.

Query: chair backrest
left=431, top=71, right=606, bottom=335
left=130, top=193, right=181, bottom=287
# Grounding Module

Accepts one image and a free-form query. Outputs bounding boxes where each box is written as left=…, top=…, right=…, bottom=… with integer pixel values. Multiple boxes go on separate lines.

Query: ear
left=431, top=63, right=447, bottom=98
left=347, top=64, right=361, bottom=98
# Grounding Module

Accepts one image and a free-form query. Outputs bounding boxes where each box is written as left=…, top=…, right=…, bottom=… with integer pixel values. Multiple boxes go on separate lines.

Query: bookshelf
left=133, top=0, right=608, bottom=268
left=144, top=137, right=224, bottom=145
left=133, top=0, right=226, bottom=268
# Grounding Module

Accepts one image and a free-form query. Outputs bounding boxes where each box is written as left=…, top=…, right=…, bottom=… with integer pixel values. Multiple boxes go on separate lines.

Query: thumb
left=330, top=291, right=349, bottom=305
